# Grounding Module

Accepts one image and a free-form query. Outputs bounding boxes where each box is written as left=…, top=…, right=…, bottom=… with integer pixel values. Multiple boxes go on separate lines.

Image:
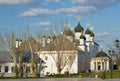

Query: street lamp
left=108, top=50, right=114, bottom=79
left=115, top=39, right=120, bottom=77
left=115, top=39, right=119, bottom=48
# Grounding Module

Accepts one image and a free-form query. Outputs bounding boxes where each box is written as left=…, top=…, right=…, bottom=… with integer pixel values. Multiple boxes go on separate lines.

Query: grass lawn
left=80, top=70, right=120, bottom=79
left=1, top=70, right=120, bottom=79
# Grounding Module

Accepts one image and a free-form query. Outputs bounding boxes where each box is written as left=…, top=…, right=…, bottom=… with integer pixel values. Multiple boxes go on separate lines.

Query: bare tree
left=113, top=39, right=120, bottom=69
left=0, top=32, right=19, bottom=77
left=0, top=26, right=42, bottom=77
left=108, top=39, right=120, bottom=70
left=44, top=32, right=77, bottom=74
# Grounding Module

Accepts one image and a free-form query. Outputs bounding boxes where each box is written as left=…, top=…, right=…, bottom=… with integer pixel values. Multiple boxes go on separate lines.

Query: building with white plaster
left=90, top=50, right=111, bottom=72
left=0, top=18, right=99, bottom=77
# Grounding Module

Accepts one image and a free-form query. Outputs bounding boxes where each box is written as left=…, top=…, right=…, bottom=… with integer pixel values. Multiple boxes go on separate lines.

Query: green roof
left=85, top=28, right=91, bottom=34
left=63, top=29, right=74, bottom=36
left=42, top=35, right=46, bottom=38
left=80, top=35, right=86, bottom=40
left=48, top=36, right=51, bottom=38
left=52, top=35, right=56, bottom=40
left=85, top=28, right=94, bottom=37
left=74, top=22, right=84, bottom=32
left=90, top=32, right=94, bottom=37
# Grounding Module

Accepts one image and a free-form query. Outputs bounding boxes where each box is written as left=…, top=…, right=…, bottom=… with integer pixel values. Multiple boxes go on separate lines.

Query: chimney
left=15, top=39, right=19, bottom=48
left=47, top=36, right=51, bottom=44
left=42, top=36, right=46, bottom=47
left=19, top=39, right=22, bottom=46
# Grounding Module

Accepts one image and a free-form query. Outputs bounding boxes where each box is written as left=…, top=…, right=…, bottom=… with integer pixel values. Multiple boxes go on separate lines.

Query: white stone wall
left=90, top=57, right=110, bottom=72
left=0, top=63, right=14, bottom=73
left=39, top=51, right=78, bottom=75
left=85, top=34, right=90, bottom=42
left=75, top=32, right=82, bottom=40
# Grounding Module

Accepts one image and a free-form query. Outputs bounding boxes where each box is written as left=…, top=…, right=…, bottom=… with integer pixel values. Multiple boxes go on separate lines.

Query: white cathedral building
left=38, top=19, right=99, bottom=75
left=0, top=18, right=99, bottom=77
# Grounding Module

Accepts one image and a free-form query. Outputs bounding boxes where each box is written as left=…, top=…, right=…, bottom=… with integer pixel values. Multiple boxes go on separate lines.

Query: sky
left=0, top=0, right=120, bottom=52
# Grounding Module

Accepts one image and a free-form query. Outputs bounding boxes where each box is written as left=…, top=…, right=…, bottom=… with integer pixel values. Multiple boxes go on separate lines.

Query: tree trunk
left=57, top=67, right=61, bottom=74
left=15, top=65, right=18, bottom=77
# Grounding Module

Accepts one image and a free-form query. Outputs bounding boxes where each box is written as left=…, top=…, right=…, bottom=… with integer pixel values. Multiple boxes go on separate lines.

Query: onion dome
left=90, top=32, right=94, bottom=37
left=80, top=35, right=86, bottom=40
left=52, top=35, right=56, bottom=40
left=85, top=28, right=91, bottom=34
left=20, top=39, right=22, bottom=42
left=42, top=35, right=46, bottom=38
left=16, top=39, right=19, bottom=41
left=47, top=36, right=51, bottom=39
left=63, top=29, right=74, bottom=36
left=74, top=22, right=84, bottom=32
left=85, top=28, right=94, bottom=37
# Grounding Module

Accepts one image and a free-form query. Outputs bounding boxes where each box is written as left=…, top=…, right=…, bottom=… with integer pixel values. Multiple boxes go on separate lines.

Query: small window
left=5, top=66, right=9, bottom=73
left=11, top=67, right=15, bottom=73
left=26, top=66, right=30, bottom=73
left=45, top=56, right=48, bottom=60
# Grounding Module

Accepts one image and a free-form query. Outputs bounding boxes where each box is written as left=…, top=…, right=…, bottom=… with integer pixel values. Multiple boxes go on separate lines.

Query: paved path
left=0, top=78, right=120, bottom=81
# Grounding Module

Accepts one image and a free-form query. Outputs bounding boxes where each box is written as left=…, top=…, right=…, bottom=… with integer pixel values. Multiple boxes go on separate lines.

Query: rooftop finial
left=86, top=22, right=90, bottom=28
left=100, top=46, right=103, bottom=51
left=77, top=15, right=81, bottom=22
left=64, top=23, right=68, bottom=30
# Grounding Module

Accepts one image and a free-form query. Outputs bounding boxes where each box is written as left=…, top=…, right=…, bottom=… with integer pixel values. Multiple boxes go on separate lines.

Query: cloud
left=56, top=6, right=97, bottom=14
left=0, top=0, right=33, bottom=6
left=96, top=32, right=110, bottom=37
left=43, top=0, right=60, bottom=5
left=72, top=0, right=120, bottom=7
left=19, top=8, right=53, bottom=17
left=31, top=21, right=51, bottom=27
left=111, top=28, right=120, bottom=32
left=20, top=6, right=97, bottom=17
left=95, top=32, right=110, bottom=42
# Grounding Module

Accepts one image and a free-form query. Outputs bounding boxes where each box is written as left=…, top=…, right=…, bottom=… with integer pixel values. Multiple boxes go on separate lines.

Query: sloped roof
left=23, top=51, right=45, bottom=63
left=41, top=35, right=78, bottom=51
left=0, top=51, right=45, bottom=63
left=0, top=51, right=13, bottom=63
left=63, top=29, right=74, bottom=36
left=96, top=51, right=109, bottom=57
left=19, top=36, right=41, bottom=52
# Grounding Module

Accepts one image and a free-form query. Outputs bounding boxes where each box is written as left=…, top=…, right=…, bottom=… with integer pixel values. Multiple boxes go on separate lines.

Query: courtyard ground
left=0, top=78, right=120, bottom=81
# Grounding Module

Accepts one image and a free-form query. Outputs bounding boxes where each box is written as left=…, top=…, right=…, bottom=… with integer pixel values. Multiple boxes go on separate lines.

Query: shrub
left=64, top=71, right=69, bottom=76
left=53, top=74, right=65, bottom=78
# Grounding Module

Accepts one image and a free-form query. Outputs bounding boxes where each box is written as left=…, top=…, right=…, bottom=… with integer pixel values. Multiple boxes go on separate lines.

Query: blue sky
left=0, top=0, right=120, bottom=51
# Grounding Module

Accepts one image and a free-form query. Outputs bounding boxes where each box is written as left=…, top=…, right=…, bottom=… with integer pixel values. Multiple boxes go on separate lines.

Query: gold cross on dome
left=77, top=15, right=81, bottom=22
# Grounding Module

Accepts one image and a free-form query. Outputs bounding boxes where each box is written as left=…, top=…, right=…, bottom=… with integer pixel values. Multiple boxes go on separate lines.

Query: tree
left=0, top=26, right=42, bottom=77
left=43, top=34, right=77, bottom=74
left=109, top=39, right=120, bottom=70
left=49, top=22, right=77, bottom=74
left=19, top=27, right=42, bottom=77
left=114, top=39, right=120, bottom=69
left=0, top=32, right=19, bottom=77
